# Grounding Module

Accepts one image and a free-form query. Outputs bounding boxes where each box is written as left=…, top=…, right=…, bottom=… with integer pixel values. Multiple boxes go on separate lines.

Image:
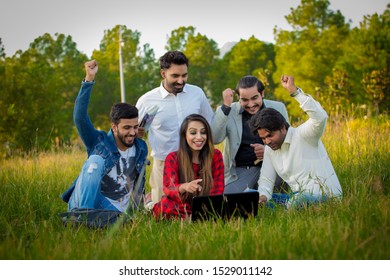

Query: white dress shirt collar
left=283, top=127, right=293, bottom=145
left=159, top=82, right=188, bottom=98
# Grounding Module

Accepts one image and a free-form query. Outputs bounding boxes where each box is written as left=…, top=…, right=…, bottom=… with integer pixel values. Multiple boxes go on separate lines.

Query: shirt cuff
left=82, top=79, right=95, bottom=84
left=258, top=190, right=272, bottom=201
left=290, top=87, right=300, bottom=97
left=221, top=104, right=231, bottom=116
left=292, top=88, right=309, bottom=104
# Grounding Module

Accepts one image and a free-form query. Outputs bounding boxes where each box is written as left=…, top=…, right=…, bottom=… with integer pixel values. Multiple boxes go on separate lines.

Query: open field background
left=0, top=117, right=389, bottom=260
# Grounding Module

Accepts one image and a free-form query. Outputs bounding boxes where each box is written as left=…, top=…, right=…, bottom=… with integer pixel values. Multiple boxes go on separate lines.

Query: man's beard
left=117, top=130, right=135, bottom=148
left=245, top=104, right=260, bottom=114
left=167, top=81, right=185, bottom=94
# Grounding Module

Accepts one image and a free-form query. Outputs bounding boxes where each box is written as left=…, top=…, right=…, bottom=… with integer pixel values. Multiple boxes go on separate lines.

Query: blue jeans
left=268, top=192, right=327, bottom=209
left=68, top=155, right=119, bottom=211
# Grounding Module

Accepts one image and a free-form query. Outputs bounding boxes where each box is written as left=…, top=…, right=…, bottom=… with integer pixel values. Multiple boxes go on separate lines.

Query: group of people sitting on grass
left=61, top=51, right=343, bottom=221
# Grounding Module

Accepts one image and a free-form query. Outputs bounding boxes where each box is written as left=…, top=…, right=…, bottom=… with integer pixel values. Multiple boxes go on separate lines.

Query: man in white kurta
left=251, top=75, right=342, bottom=208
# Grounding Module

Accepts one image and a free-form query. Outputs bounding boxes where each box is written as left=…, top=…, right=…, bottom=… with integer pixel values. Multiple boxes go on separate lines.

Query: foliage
left=91, top=25, right=160, bottom=130
left=165, top=26, right=196, bottom=52
left=337, top=5, right=390, bottom=114
left=319, top=68, right=352, bottom=119
left=0, top=33, right=87, bottom=155
left=362, top=69, right=389, bottom=117
left=273, top=0, right=350, bottom=119
left=224, top=36, right=275, bottom=93
left=208, top=36, right=275, bottom=105
left=165, top=26, right=220, bottom=105
left=184, top=34, right=220, bottom=98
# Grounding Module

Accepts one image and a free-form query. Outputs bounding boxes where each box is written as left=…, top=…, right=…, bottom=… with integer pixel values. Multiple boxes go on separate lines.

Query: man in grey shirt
left=212, top=76, right=289, bottom=194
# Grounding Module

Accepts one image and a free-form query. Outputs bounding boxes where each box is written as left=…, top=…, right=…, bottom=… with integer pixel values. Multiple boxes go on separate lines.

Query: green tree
left=165, top=26, right=196, bottom=51
left=0, top=33, right=87, bottom=154
left=207, top=58, right=229, bottom=106
left=337, top=5, right=390, bottom=114
left=0, top=38, right=6, bottom=155
left=226, top=36, right=275, bottom=91
left=322, top=68, right=352, bottom=118
left=208, top=36, right=275, bottom=105
left=0, top=38, right=5, bottom=91
left=184, top=33, right=220, bottom=97
left=362, top=69, right=389, bottom=117
left=273, top=0, right=349, bottom=118
left=165, top=26, right=220, bottom=106
left=91, top=25, right=159, bottom=130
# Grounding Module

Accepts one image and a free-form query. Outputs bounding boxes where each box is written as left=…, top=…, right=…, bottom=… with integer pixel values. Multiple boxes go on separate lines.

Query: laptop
left=191, top=191, right=259, bottom=222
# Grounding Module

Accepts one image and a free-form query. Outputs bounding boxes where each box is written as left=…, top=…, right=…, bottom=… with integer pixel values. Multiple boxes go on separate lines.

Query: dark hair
left=110, top=103, right=138, bottom=125
left=159, top=51, right=189, bottom=69
left=177, top=114, right=214, bottom=200
left=249, top=107, right=289, bottom=135
left=235, top=75, right=265, bottom=96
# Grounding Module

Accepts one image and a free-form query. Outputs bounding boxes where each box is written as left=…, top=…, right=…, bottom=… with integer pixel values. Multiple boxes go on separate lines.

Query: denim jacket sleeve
left=73, top=81, right=100, bottom=149
left=61, top=81, right=97, bottom=203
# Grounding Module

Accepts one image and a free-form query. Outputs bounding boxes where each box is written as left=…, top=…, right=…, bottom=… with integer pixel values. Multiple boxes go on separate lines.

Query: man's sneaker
left=144, top=192, right=154, bottom=211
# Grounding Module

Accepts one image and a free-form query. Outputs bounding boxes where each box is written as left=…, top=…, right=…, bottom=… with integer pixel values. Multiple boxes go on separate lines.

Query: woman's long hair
left=177, top=114, right=214, bottom=201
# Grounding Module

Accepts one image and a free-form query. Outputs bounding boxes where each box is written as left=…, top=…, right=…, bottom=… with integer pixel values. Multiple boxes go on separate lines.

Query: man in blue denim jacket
left=61, top=60, right=148, bottom=213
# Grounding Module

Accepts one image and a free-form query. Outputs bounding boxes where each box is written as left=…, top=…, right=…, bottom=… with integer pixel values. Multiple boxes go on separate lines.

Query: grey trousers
left=224, top=166, right=260, bottom=194
left=224, top=166, right=289, bottom=194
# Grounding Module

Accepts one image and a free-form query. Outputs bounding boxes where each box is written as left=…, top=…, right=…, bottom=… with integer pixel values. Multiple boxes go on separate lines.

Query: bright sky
left=0, top=0, right=388, bottom=58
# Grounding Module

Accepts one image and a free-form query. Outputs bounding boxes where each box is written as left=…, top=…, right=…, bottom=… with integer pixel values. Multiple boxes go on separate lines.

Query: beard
left=116, top=130, right=135, bottom=148
left=244, top=104, right=260, bottom=115
left=165, top=80, right=186, bottom=94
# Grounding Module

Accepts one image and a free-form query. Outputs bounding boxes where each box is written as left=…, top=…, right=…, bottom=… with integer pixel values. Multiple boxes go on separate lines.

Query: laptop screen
left=191, top=191, right=259, bottom=222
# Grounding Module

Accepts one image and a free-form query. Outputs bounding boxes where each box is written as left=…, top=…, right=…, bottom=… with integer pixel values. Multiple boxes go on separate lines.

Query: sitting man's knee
left=83, top=155, right=104, bottom=174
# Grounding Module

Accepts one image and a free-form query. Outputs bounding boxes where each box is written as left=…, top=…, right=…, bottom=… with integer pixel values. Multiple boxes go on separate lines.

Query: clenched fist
left=84, top=60, right=98, bottom=82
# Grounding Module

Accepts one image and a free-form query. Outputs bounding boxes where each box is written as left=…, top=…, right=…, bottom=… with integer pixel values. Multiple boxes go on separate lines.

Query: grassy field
left=0, top=117, right=389, bottom=260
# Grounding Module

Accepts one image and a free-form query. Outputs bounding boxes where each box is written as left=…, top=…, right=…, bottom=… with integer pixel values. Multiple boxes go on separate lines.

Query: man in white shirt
left=136, top=51, right=214, bottom=205
left=250, top=75, right=342, bottom=208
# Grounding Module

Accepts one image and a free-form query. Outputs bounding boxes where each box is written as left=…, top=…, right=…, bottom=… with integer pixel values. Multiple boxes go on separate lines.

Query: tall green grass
left=0, top=118, right=389, bottom=259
